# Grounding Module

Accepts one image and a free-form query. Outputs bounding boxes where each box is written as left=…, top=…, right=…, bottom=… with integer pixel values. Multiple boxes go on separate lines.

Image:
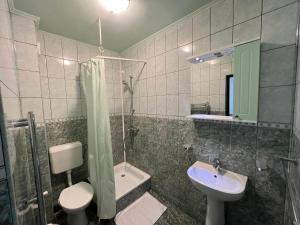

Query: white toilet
left=49, top=142, right=94, bottom=225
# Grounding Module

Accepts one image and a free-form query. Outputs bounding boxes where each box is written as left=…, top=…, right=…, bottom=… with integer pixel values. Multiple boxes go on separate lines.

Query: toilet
left=49, top=142, right=94, bottom=225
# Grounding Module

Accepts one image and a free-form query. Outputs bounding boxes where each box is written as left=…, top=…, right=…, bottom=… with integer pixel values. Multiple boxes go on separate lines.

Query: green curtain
left=81, top=59, right=116, bottom=219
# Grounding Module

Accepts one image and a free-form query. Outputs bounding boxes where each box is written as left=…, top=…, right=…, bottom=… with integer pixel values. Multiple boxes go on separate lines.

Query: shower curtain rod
left=80, top=55, right=147, bottom=64
left=80, top=18, right=147, bottom=64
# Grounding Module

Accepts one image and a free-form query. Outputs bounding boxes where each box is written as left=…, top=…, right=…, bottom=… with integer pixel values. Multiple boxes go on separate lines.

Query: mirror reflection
left=190, top=55, right=234, bottom=116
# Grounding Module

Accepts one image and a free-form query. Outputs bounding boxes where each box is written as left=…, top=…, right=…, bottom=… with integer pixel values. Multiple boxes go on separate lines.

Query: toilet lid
left=59, top=182, right=94, bottom=210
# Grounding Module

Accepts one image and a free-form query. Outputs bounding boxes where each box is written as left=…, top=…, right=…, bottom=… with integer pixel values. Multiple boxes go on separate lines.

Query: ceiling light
left=100, top=0, right=130, bottom=13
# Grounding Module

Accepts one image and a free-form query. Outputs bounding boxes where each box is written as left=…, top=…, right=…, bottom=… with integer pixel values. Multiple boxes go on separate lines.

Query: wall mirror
left=188, top=40, right=260, bottom=122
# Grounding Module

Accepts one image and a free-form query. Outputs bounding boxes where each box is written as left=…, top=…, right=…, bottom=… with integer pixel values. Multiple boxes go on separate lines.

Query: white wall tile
left=0, top=68, right=18, bottom=97
left=62, top=38, right=77, bottom=60
left=147, top=77, right=156, bottom=96
left=19, top=70, right=41, bottom=97
left=193, top=36, right=210, bottom=56
left=166, top=25, right=178, bottom=51
left=15, top=42, right=39, bottom=71
left=89, top=45, right=99, bottom=58
left=40, top=77, right=50, bottom=98
left=193, top=8, right=210, bottom=41
left=139, top=79, right=147, bottom=97
left=166, top=95, right=179, bottom=116
left=48, top=78, right=66, bottom=98
left=37, top=32, right=45, bottom=55
left=155, top=32, right=166, bottom=55
left=46, top=56, right=64, bottom=78
left=42, top=99, right=51, bottom=120
left=233, top=17, right=261, bottom=45
left=166, top=49, right=179, bottom=73
left=21, top=98, right=44, bottom=122
left=178, top=18, right=193, bottom=47
left=114, top=98, right=122, bottom=114
left=50, top=98, right=68, bottom=119
left=156, top=95, right=166, bottom=115
left=66, top=80, right=80, bottom=98
left=147, top=96, right=156, bottom=115
left=0, top=38, right=15, bottom=69
left=0, top=10, right=11, bottom=39
left=155, top=53, right=166, bottom=75
left=12, top=14, right=36, bottom=44
left=140, top=97, right=148, bottom=114
left=64, top=60, right=79, bottom=80
left=146, top=38, right=155, bottom=59
left=263, top=0, right=295, bottom=13
left=2, top=98, right=21, bottom=119
left=137, top=44, right=147, bottom=59
left=200, top=82, right=209, bottom=96
left=39, top=55, right=47, bottom=77
left=108, top=98, right=115, bottom=114
left=211, top=28, right=233, bottom=50
left=178, top=44, right=192, bottom=71
left=67, top=98, right=82, bottom=117
left=44, top=32, right=62, bottom=58
left=81, top=99, right=87, bottom=116
left=210, top=80, right=220, bottom=95
left=106, top=83, right=114, bottom=99
left=77, top=43, right=91, bottom=62
left=113, top=83, right=121, bottom=99
left=133, top=97, right=139, bottom=113
left=179, top=94, right=190, bottom=116
left=211, top=0, right=233, bottom=33
left=179, top=69, right=191, bottom=94
left=167, top=72, right=179, bottom=95
left=147, top=57, right=156, bottom=77
left=234, top=0, right=261, bottom=24
left=156, top=75, right=167, bottom=96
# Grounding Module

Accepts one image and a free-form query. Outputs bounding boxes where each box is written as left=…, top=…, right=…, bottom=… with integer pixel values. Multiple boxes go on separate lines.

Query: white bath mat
left=115, top=192, right=167, bottom=225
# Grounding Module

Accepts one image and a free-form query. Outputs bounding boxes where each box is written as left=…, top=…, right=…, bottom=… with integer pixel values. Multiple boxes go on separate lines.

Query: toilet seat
left=59, top=182, right=94, bottom=212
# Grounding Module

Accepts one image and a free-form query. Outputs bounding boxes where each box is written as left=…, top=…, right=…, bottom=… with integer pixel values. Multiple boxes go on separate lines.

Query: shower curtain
left=81, top=59, right=116, bottom=219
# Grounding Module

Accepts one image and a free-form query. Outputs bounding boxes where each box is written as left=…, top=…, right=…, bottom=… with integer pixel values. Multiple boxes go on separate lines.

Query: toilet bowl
left=59, top=182, right=94, bottom=225
left=49, top=142, right=94, bottom=225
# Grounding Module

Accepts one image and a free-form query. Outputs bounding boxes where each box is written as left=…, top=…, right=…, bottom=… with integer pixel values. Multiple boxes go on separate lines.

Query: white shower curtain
left=81, top=58, right=116, bottom=219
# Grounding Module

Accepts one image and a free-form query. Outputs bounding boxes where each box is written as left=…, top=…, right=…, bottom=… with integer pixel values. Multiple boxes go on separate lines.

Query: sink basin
left=187, top=161, right=248, bottom=225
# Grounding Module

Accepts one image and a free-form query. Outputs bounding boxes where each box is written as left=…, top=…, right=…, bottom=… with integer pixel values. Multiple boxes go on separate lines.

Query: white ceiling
left=13, top=0, right=213, bottom=51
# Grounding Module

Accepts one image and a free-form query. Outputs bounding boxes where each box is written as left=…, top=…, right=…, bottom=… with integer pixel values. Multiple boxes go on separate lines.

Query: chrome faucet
left=213, top=158, right=222, bottom=171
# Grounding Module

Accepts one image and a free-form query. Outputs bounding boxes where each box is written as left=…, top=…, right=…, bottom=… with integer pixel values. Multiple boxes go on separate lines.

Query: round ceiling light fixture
left=100, top=0, right=130, bottom=13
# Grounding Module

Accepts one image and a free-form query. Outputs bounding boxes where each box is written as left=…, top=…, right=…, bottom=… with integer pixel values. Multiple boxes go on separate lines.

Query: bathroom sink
left=187, top=161, right=248, bottom=225
left=187, top=161, right=247, bottom=201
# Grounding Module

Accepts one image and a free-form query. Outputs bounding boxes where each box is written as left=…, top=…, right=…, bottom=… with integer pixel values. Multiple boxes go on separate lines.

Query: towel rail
left=277, top=156, right=299, bottom=225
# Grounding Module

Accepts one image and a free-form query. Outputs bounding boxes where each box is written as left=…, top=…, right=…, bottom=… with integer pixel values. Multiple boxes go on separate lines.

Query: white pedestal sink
left=187, top=161, right=247, bottom=225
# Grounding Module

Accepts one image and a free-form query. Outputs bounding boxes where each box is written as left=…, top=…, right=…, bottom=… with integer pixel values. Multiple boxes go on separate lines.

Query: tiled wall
left=120, top=0, right=299, bottom=224
left=0, top=1, right=123, bottom=224
left=121, top=0, right=298, bottom=126
left=127, top=116, right=291, bottom=225
left=38, top=31, right=123, bottom=120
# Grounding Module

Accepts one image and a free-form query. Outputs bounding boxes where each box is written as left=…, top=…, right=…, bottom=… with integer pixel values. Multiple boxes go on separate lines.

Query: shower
left=123, top=76, right=139, bottom=149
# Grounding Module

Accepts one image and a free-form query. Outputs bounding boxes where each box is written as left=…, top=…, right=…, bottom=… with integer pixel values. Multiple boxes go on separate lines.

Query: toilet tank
left=49, top=142, right=83, bottom=174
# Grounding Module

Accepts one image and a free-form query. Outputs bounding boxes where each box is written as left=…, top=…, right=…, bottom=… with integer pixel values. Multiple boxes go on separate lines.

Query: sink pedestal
left=206, top=197, right=224, bottom=225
